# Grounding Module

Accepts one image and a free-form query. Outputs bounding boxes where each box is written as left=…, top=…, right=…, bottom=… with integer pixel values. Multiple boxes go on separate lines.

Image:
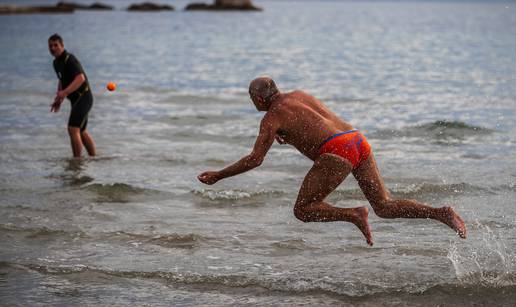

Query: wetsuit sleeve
left=65, top=55, right=84, bottom=78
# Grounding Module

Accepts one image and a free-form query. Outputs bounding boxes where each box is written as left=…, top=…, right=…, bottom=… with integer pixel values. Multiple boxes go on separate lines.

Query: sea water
left=1, top=0, right=516, bottom=305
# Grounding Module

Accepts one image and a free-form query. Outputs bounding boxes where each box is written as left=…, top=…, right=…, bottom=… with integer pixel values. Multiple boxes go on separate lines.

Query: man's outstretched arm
left=51, top=80, right=63, bottom=112
left=198, top=113, right=278, bottom=185
left=56, top=73, right=86, bottom=100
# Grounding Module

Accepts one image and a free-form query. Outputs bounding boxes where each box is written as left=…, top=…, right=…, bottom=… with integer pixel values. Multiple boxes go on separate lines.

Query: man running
left=48, top=33, right=96, bottom=158
left=198, top=77, right=466, bottom=245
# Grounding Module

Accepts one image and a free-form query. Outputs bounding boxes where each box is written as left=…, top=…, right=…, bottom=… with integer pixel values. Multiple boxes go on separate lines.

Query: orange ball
left=106, top=82, right=116, bottom=91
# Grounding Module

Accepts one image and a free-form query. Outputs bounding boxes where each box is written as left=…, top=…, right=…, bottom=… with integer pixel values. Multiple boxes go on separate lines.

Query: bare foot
left=441, top=206, right=467, bottom=238
left=353, top=206, right=373, bottom=246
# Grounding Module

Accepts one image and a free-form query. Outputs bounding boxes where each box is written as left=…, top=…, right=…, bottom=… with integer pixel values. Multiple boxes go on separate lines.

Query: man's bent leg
left=353, top=154, right=466, bottom=238
left=68, top=126, right=83, bottom=158
left=81, top=130, right=96, bottom=156
left=294, top=153, right=373, bottom=245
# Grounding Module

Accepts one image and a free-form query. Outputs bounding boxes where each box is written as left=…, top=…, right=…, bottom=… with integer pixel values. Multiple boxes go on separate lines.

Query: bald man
left=198, top=77, right=466, bottom=245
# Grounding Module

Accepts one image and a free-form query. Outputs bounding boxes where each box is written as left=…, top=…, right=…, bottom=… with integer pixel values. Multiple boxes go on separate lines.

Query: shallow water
left=1, top=0, right=516, bottom=305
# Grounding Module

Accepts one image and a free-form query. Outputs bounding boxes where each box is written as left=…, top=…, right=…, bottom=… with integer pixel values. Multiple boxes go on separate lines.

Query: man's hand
left=56, top=90, right=68, bottom=100
left=198, top=171, right=221, bottom=185
left=51, top=96, right=64, bottom=113
left=275, top=134, right=286, bottom=145
left=197, top=113, right=278, bottom=184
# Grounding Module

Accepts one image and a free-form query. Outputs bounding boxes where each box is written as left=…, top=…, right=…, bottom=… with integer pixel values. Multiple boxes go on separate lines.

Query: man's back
left=199, top=77, right=467, bottom=244
left=271, top=90, right=354, bottom=160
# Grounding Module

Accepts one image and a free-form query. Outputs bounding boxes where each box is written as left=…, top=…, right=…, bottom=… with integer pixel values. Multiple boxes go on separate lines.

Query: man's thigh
left=352, top=153, right=390, bottom=204
left=68, top=94, right=92, bottom=130
left=296, top=153, right=352, bottom=205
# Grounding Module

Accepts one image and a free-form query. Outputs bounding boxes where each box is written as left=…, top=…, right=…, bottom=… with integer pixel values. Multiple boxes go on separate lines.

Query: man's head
left=48, top=33, right=64, bottom=58
left=249, top=77, right=280, bottom=111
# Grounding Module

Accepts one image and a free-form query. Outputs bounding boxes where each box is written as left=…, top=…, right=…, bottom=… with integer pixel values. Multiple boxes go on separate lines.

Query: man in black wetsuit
left=48, top=33, right=96, bottom=157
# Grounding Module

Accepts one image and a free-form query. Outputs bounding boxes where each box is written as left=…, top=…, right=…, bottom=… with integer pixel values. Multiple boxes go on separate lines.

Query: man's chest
left=54, top=62, right=71, bottom=81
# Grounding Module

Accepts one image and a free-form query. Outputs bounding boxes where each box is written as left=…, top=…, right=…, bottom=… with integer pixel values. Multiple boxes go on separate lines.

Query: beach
left=1, top=0, right=516, bottom=305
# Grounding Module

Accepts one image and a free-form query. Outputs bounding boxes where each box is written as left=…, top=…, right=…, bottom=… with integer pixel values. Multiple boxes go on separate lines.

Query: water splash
left=447, top=220, right=516, bottom=287
left=192, top=188, right=284, bottom=201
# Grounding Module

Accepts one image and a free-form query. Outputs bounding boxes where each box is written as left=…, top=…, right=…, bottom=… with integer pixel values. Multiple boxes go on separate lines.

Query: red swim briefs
left=319, top=130, right=371, bottom=169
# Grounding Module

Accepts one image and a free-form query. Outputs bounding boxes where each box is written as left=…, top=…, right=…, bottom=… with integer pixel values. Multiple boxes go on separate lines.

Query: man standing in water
left=48, top=34, right=96, bottom=157
left=198, top=77, right=466, bottom=245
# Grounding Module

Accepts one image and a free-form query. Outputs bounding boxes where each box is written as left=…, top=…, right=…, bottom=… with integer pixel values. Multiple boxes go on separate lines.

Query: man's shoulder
left=279, top=90, right=311, bottom=105
left=290, top=89, right=308, bottom=96
left=64, top=53, right=84, bottom=73
left=283, top=90, right=314, bottom=103
left=66, top=53, right=79, bottom=62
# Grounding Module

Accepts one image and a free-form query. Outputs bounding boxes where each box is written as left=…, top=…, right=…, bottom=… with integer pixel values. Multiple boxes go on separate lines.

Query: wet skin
left=198, top=90, right=467, bottom=245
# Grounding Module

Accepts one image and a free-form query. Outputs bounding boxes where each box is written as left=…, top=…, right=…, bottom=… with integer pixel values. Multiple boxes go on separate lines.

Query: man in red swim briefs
left=198, top=77, right=466, bottom=245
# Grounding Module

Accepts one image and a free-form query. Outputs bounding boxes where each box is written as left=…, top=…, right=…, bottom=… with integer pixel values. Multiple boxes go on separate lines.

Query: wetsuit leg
left=68, top=91, right=93, bottom=132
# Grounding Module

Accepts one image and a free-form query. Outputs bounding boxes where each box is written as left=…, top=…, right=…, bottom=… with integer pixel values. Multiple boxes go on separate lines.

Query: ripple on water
left=333, top=182, right=490, bottom=202
left=369, top=120, right=495, bottom=145
left=81, top=183, right=171, bottom=203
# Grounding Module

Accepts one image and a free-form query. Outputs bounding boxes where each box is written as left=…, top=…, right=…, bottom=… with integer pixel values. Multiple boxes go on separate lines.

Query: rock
left=215, top=0, right=253, bottom=7
left=56, top=2, right=114, bottom=10
left=89, top=3, right=114, bottom=10
left=185, top=3, right=210, bottom=10
left=127, top=2, right=174, bottom=11
left=0, top=5, right=74, bottom=14
left=185, top=0, right=261, bottom=11
left=56, top=2, right=89, bottom=10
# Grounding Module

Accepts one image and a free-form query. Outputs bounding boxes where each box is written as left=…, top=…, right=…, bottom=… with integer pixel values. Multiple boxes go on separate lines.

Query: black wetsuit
left=53, top=50, right=92, bottom=131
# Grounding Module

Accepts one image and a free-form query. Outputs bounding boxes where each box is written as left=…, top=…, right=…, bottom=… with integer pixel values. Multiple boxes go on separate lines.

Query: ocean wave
left=1, top=205, right=50, bottom=212
left=110, top=231, right=210, bottom=249
left=191, top=188, right=285, bottom=202
left=0, top=224, right=210, bottom=249
left=417, top=120, right=492, bottom=132
left=46, top=174, right=94, bottom=187
left=370, top=120, right=494, bottom=143
left=390, top=182, right=489, bottom=199
left=0, top=224, right=85, bottom=239
left=333, top=182, right=488, bottom=202
left=0, top=262, right=399, bottom=295
left=392, top=246, right=444, bottom=257
left=128, top=87, right=244, bottom=105
left=270, top=238, right=313, bottom=251
left=160, top=114, right=228, bottom=126
left=490, top=182, right=516, bottom=193
left=7, top=262, right=516, bottom=298
left=82, top=183, right=167, bottom=203
left=84, top=183, right=149, bottom=194
left=148, top=234, right=208, bottom=249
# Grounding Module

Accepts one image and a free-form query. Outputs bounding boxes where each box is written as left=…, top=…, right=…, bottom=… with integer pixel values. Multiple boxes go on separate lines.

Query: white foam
left=447, top=220, right=516, bottom=287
